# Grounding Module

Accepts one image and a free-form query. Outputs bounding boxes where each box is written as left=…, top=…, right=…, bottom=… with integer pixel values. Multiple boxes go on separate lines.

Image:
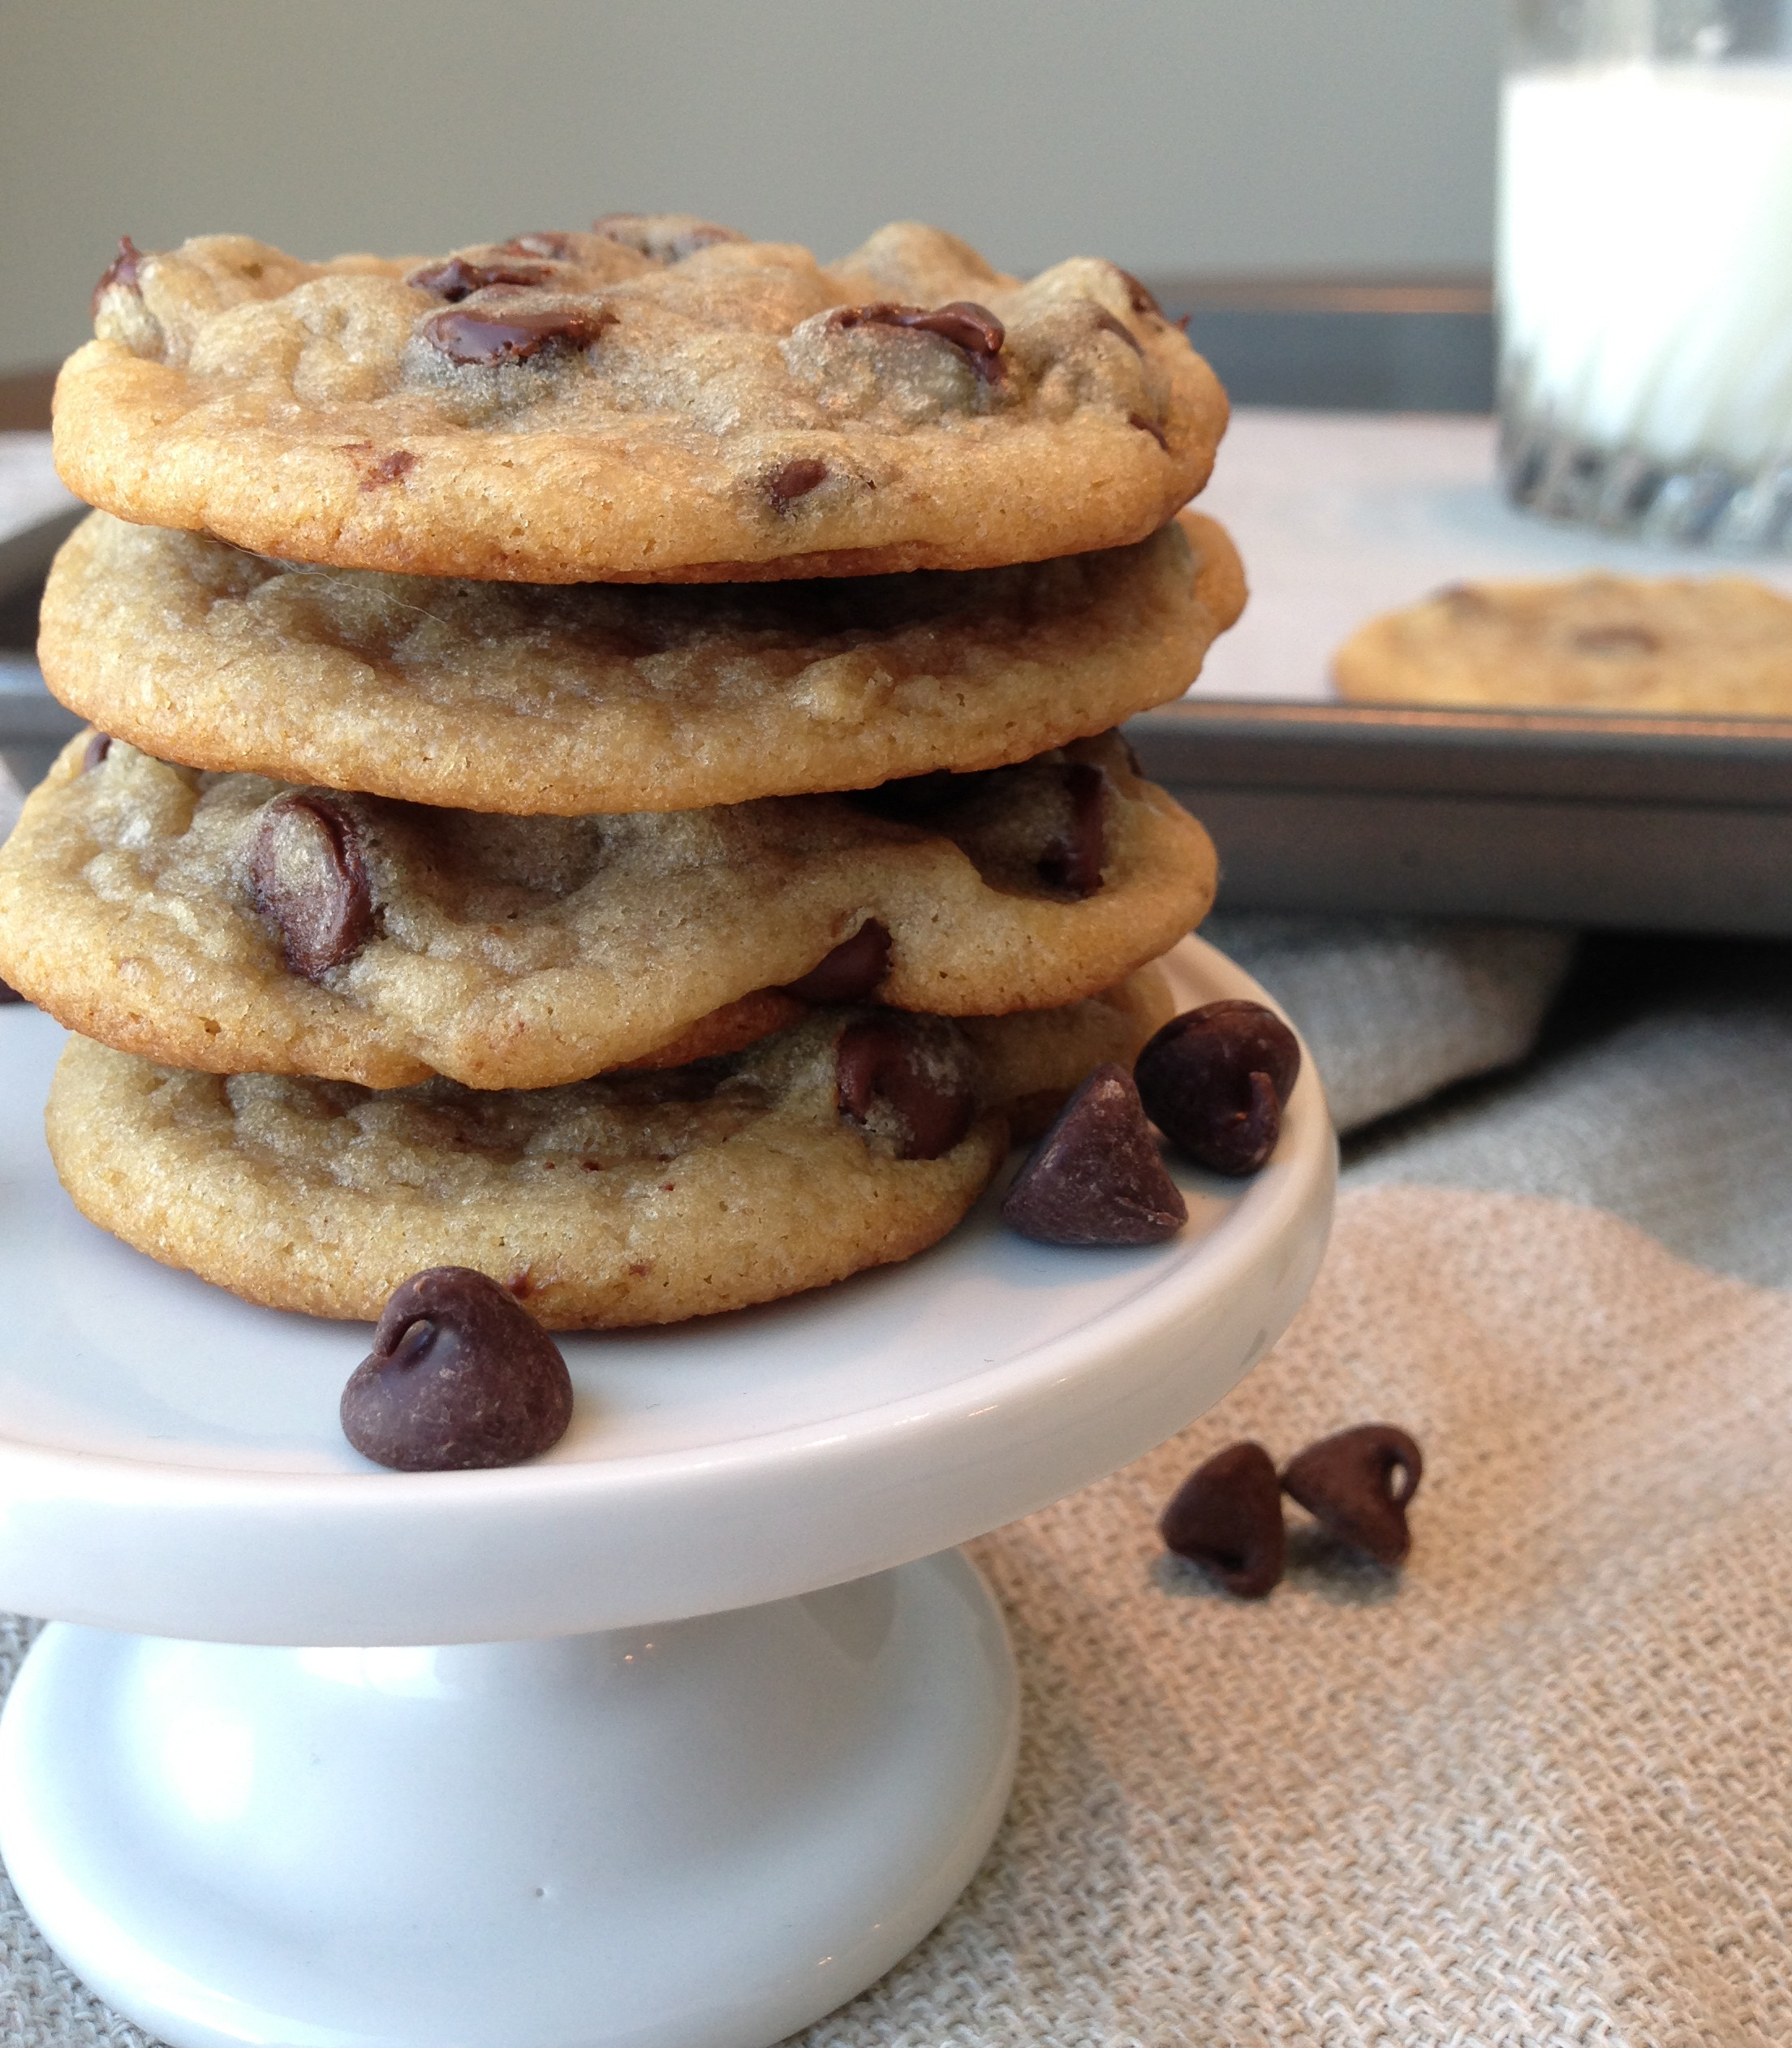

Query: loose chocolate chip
left=422, top=303, right=614, bottom=366
left=836, top=1012, right=976, bottom=1162
left=1282, top=1425, right=1423, bottom=1567
left=407, top=256, right=557, bottom=302
left=81, top=731, right=112, bottom=773
left=341, top=1266, right=574, bottom=1473
left=1160, top=1442, right=1286, bottom=1598
left=766, top=457, right=829, bottom=513
left=829, top=300, right=1006, bottom=376
left=91, top=235, right=143, bottom=317
left=1002, top=1064, right=1187, bottom=1246
left=1127, top=412, right=1170, bottom=451
left=1037, top=761, right=1108, bottom=898
left=781, top=920, right=891, bottom=1002
left=1134, top=1000, right=1301, bottom=1175
left=1572, top=623, right=1659, bottom=657
left=250, top=792, right=375, bottom=981
left=0, top=979, right=26, bottom=1006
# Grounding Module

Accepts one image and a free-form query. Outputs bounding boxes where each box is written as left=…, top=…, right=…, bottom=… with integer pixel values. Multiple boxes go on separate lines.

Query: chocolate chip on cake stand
left=1135, top=998, right=1302, bottom=1175
left=341, top=1267, right=574, bottom=1472
left=1002, top=1063, right=1187, bottom=1245
left=0, top=934, right=1332, bottom=2048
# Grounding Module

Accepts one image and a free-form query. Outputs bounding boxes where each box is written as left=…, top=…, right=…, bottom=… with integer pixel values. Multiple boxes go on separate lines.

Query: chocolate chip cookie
left=1334, top=573, right=1792, bottom=716
left=39, top=510, right=1243, bottom=813
left=56, top=219, right=1227, bottom=582
left=0, top=731, right=1213, bottom=1089
left=48, top=968, right=1174, bottom=1326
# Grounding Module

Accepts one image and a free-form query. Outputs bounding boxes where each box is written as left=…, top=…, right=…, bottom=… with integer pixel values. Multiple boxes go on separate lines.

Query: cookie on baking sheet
left=47, top=968, right=1175, bottom=1328
left=55, top=219, right=1226, bottom=582
left=1334, top=573, right=1792, bottom=717
left=0, top=731, right=1214, bottom=1090
left=39, top=510, right=1244, bottom=814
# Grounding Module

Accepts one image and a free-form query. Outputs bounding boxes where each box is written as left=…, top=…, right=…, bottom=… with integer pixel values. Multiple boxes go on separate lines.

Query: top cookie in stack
left=4, top=213, right=1247, bottom=1328
left=59, top=215, right=1226, bottom=581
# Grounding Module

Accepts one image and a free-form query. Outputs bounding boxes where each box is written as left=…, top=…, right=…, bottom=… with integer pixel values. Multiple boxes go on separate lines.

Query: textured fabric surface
left=803, top=1185, right=1792, bottom=2046
left=4, top=1187, right=1790, bottom=2046
left=1350, top=937, right=1792, bottom=1291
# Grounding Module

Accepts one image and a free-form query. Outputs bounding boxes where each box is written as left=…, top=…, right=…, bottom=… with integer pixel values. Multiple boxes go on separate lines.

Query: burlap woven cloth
left=4, top=914, right=1790, bottom=2046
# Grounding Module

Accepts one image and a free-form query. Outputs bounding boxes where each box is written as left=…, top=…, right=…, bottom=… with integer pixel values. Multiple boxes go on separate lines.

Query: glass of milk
left=1499, top=0, right=1792, bottom=548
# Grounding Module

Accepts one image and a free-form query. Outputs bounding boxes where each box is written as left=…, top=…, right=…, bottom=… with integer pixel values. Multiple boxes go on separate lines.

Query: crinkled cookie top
left=55, top=216, right=1228, bottom=581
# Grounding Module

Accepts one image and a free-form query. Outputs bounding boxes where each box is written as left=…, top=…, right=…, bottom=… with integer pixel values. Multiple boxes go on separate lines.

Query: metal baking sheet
left=1131, top=698, right=1792, bottom=934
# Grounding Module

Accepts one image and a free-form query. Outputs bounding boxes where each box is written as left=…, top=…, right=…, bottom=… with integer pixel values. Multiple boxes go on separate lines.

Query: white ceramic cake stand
left=0, top=937, right=1334, bottom=2048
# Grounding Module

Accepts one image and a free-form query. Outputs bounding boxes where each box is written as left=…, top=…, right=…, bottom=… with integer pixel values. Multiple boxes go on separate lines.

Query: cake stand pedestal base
left=0, top=1551, right=1017, bottom=2048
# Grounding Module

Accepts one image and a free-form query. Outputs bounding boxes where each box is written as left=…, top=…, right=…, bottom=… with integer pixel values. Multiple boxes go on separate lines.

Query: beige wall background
left=0, top=0, right=1500, bottom=375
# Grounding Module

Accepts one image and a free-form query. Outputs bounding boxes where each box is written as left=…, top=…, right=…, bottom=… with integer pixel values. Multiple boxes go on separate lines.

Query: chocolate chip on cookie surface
left=56, top=218, right=1228, bottom=582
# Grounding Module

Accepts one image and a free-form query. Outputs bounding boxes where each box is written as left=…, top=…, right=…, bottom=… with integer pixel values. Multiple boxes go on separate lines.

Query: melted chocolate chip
left=81, top=732, right=112, bottom=773
left=1002, top=1064, right=1186, bottom=1246
left=766, top=457, right=829, bottom=513
left=1134, top=1001, right=1300, bottom=1175
left=1281, top=1425, right=1423, bottom=1567
left=500, top=231, right=584, bottom=261
left=836, top=1012, right=976, bottom=1161
left=1037, top=761, right=1108, bottom=897
left=422, top=303, right=614, bottom=366
left=1091, top=307, right=1144, bottom=356
left=1572, top=623, right=1660, bottom=657
left=1110, top=265, right=1165, bottom=320
left=1159, top=1442, right=1286, bottom=1598
left=407, top=256, right=557, bottom=302
left=591, top=214, right=747, bottom=262
left=781, top=921, right=891, bottom=1002
left=355, top=448, right=416, bottom=491
left=847, top=767, right=994, bottom=825
left=91, top=235, right=144, bottom=317
left=1127, top=412, right=1170, bottom=451
left=341, top=1266, right=574, bottom=1472
left=250, top=792, right=375, bottom=981
left=830, top=300, right=1006, bottom=376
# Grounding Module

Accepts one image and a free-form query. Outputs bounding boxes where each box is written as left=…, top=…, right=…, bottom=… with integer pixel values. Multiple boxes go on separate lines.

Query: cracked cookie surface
left=55, top=219, right=1227, bottom=581
left=39, top=509, right=1243, bottom=813
left=0, top=732, right=1213, bottom=1089
left=48, top=968, right=1174, bottom=1326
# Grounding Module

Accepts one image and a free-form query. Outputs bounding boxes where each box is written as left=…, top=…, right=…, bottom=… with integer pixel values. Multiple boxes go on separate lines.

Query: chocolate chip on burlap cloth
left=6, top=1183, right=1790, bottom=2043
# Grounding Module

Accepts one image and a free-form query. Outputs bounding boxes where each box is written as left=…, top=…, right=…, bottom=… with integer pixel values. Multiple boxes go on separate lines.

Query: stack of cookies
left=0, top=213, right=1243, bottom=1329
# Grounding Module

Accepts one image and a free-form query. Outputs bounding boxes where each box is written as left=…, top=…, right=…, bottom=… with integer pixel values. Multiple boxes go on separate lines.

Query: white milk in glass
left=1499, top=60, right=1792, bottom=537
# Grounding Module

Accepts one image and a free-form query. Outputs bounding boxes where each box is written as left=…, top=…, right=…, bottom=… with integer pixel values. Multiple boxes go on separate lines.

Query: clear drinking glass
left=1499, top=0, right=1792, bottom=547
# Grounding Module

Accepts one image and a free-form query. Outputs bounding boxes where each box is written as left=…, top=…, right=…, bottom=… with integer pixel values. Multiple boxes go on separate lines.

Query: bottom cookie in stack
left=47, top=966, right=1174, bottom=1328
